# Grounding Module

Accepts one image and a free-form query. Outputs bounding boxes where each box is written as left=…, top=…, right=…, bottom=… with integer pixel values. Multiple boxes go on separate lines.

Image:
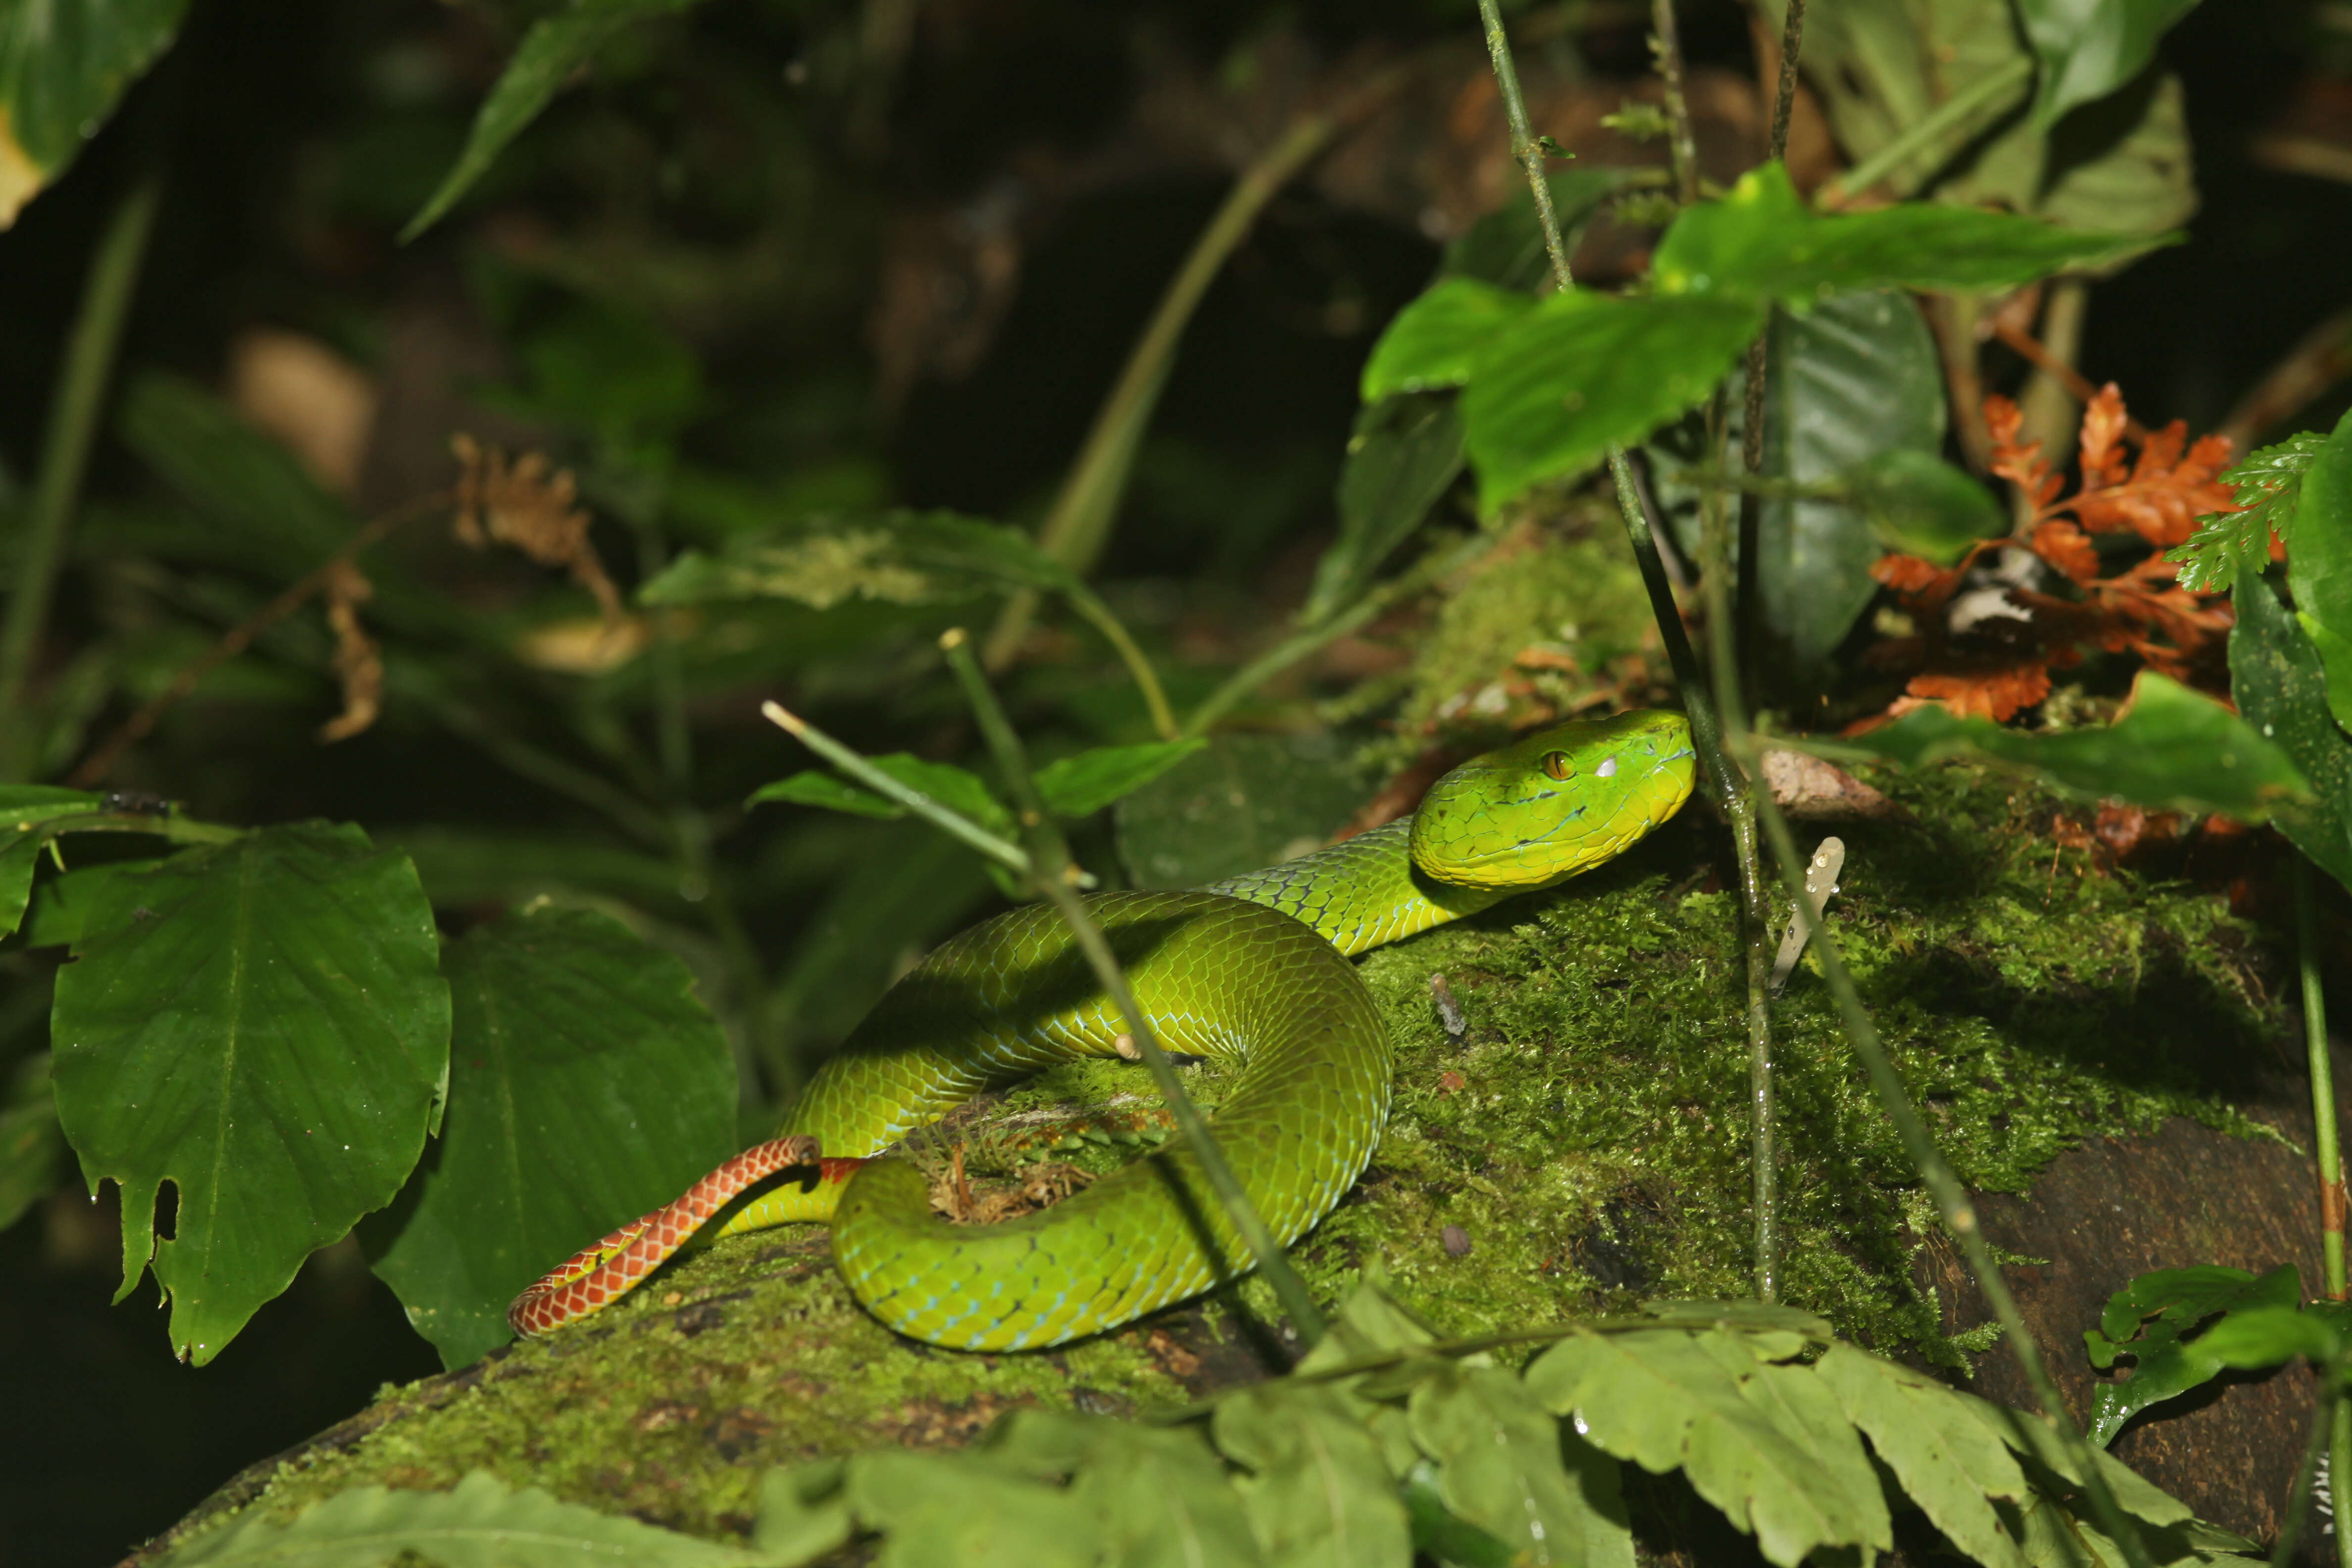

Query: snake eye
left=1541, top=751, right=1573, bottom=782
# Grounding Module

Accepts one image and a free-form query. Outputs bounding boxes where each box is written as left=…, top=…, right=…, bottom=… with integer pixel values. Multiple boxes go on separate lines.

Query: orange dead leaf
left=2029, top=520, right=2100, bottom=584
left=1894, top=664, right=2052, bottom=724
left=317, top=558, right=382, bottom=743
left=450, top=434, right=625, bottom=627
left=1986, top=395, right=2061, bottom=512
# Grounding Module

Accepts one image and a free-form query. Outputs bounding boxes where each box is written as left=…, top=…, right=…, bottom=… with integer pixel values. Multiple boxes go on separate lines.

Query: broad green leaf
left=16, top=855, right=169, bottom=949
left=748, top=770, right=908, bottom=821
left=2081, top=1265, right=2300, bottom=1445
left=1306, top=393, right=1464, bottom=623
left=1829, top=672, right=2310, bottom=824
left=158, top=1469, right=768, bottom=1567
left=1814, top=1344, right=2029, bottom=1568
left=1653, top=165, right=2170, bottom=304
left=1850, top=447, right=2005, bottom=563
left=2015, top=0, right=2201, bottom=127
left=1213, top=1382, right=1413, bottom=1568
left=1706, top=1340, right=1891, bottom=1561
left=1441, top=168, right=1648, bottom=292
left=0, top=0, right=188, bottom=227
left=1463, top=292, right=1763, bottom=510
left=49, top=824, right=449, bottom=1363
left=641, top=509, right=1078, bottom=609
left=0, top=784, right=102, bottom=937
left=1407, top=1365, right=1634, bottom=1568
left=1962, top=1402, right=2193, bottom=1526
left=1034, top=740, right=1207, bottom=820
left=754, top=1459, right=854, bottom=1566
left=845, top=1448, right=1093, bottom=1568
left=2229, top=573, right=2352, bottom=887
left=1117, top=732, right=1370, bottom=889
left=0, top=1051, right=64, bottom=1230
left=403, top=0, right=698, bottom=241
left=2015, top=70, right=2197, bottom=241
left=2283, top=410, right=2352, bottom=725
left=361, top=906, right=737, bottom=1368
left=1754, top=290, right=1951, bottom=673
left=1401, top=1463, right=1516, bottom=1568
left=2192, top=1304, right=2342, bottom=1371
left=993, top=1409, right=1267, bottom=1568
left=1361, top=279, right=1536, bottom=403
left=2170, top=434, right=2327, bottom=593
left=1522, top=1327, right=1880, bottom=1566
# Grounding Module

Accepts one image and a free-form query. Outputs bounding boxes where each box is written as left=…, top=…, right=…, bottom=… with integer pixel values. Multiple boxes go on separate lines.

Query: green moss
left=190, top=761, right=2282, bottom=1546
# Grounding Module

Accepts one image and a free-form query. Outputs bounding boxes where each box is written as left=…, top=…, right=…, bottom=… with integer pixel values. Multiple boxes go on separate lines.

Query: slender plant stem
left=981, top=82, right=1399, bottom=672
left=0, top=171, right=165, bottom=779
left=2270, top=1381, right=2336, bottom=1568
left=1746, top=756, right=2152, bottom=1568
left=758, top=699, right=1033, bottom=875
left=1477, top=2, right=1574, bottom=288
left=939, top=628, right=1328, bottom=1348
left=1066, top=588, right=1180, bottom=740
left=69, top=492, right=449, bottom=788
left=1695, top=390, right=1779, bottom=1303
left=20, top=809, right=245, bottom=852
left=1736, top=0, right=1807, bottom=698
left=1816, top=54, right=2033, bottom=210
left=2294, top=855, right=2352, bottom=1562
left=1649, top=0, right=1700, bottom=207
left=1183, top=534, right=1487, bottom=737
left=1478, top=0, right=1773, bottom=1295
left=2301, top=858, right=2347, bottom=1301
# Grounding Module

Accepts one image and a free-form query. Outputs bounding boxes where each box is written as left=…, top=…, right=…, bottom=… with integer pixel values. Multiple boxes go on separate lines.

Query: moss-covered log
left=141, top=763, right=2323, bottom=1559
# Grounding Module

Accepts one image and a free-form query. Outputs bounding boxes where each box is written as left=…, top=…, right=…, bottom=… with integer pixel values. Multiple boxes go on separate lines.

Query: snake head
left=1409, top=709, right=1696, bottom=891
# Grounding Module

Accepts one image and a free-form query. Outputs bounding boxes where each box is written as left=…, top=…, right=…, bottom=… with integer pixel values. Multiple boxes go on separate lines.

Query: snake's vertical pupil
left=1541, top=751, right=1572, bottom=781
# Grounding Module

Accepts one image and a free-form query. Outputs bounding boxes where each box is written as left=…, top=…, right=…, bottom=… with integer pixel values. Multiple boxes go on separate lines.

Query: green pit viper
left=509, top=710, right=1696, bottom=1351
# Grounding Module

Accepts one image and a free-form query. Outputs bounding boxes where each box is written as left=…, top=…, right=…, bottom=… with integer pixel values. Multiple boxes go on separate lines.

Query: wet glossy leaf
left=0, top=784, right=100, bottom=936
left=1360, top=279, right=1535, bottom=402
left=1753, top=290, right=1950, bottom=673
left=403, top=0, right=700, bottom=241
left=846, top=1448, right=1093, bottom=1568
left=1034, top=740, right=1207, bottom=819
left=1463, top=292, right=1763, bottom=509
left=2193, top=1304, right=2342, bottom=1371
left=49, top=824, right=448, bottom=1364
left=2080, top=1265, right=2300, bottom=1446
left=1406, top=1364, right=1633, bottom=1568
left=1116, top=731, right=1370, bottom=888
left=1657, top=166, right=2170, bottom=303
left=1851, top=447, right=2006, bottom=562
left=0, top=0, right=188, bottom=227
left=2282, top=411, right=2352, bottom=722
left=1523, top=1328, right=1883, bottom=1566
left=1441, top=168, right=1647, bottom=292
left=0, top=1052, right=64, bottom=1231
left=361, top=905, right=737, bottom=1368
left=2015, top=0, right=2201, bottom=127
left=1213, top=1382, right=1413, bottom=1568
left=159, top=1469, right=767, bottom=1567
left=1814, top=1344, right=2029, bottom=1568
left=2230, top=572, right=2352, bottom=887
left=1830, top=672, right=2310, bottom=823
left=1307, top=393, right=1463, bottom=622
left=1401, top=1463, right=1515, bottom=1568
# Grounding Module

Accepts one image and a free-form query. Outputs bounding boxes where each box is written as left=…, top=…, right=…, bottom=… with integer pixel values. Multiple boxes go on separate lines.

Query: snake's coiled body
left=510, top=711, right=1696, bottom=1350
